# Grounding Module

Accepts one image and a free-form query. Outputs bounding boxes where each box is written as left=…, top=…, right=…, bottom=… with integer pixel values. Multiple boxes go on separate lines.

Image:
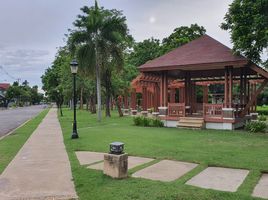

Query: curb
left=0, top=119, right=31, bottom=141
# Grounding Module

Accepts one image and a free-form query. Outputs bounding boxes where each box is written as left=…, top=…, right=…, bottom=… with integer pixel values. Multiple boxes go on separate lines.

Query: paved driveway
left=0, top=105, right=45, bottom=138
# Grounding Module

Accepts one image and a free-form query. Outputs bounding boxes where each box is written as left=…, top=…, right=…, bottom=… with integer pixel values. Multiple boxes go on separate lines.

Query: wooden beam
left=250, top=64, right=268, bottom=79
left=241, top=79, right=268, bottom=117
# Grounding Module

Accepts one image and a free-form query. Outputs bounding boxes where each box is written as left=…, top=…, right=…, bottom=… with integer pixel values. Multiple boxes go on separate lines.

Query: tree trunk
left=90, top=94, right=97, bottom=114
left=80, top=87, right=84, bottom=110
left=59, top=104, right=63, bottom=116
left=116, top=96, right=123, bottom=117
left=116, top=99, right=123, bottom=117
left=96, top=64, right=102, bottom=121
left=86, top=98, right=89, bottom=111
left=105, top=69, right=111, bottom=117
left=111, top=96, right=114, bottom=111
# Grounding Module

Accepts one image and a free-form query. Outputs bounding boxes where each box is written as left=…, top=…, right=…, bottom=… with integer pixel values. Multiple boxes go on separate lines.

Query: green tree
left=221, top=0, right=268, bottom=65
left=70, top=1, right=131, bottom=120
left=128, top=38, right=161, bottom=66
left=161, top=24, right=206, bottom=54
left=41, top=48, right=71, bottom=116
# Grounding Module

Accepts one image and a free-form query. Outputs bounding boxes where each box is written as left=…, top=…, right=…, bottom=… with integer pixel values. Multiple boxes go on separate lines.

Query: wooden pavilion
left=130, top=35, right=268, bottom=129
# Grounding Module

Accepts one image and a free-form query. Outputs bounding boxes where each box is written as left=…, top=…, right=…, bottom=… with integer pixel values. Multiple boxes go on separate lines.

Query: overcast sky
left=0, top=0, right=234, bottom=89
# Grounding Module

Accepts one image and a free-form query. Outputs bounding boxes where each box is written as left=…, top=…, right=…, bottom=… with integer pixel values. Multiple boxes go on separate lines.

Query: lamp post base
left=71, top=132, right=79, bottom=139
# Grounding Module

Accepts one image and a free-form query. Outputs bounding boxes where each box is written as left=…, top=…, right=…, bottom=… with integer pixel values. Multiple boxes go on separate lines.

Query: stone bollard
left=103, top=142, right=128, bottom=179
left=103, top=153, right=128, bottom=179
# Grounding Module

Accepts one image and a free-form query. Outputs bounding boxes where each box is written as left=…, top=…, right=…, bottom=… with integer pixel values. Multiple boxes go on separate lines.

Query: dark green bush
left=133, top=116, right=143, bottom=126
left=152, top=118, right=164, bottom=127
left=142, top=117, right=151, bottom=127
left=257, top=110, right=268, bottom=115
left=133, top=116, right=164, bottom=127
left=258, top=115, right=267, bottom=121
left=245, top=121, right=267, bottom=133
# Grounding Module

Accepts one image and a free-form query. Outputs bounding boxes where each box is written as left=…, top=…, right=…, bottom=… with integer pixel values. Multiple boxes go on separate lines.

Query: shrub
left=133, top=116, right=164, bottom=127
left=133, top=116, right=143, bottom=126
left=245, top=121, right=267, bottom=133
left=152, top=118, right=164, bottom=127
left=258, top=115, right=267, bottom=121
left=257, top=110, right=268, bottom=115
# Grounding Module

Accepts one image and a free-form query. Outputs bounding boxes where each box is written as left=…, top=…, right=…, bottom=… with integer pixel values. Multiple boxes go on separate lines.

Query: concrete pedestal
left=141, top=111, right=148, bottom=117
left=103, top=153, right=128, bottom=179
left=250, top=113, right=258, bottom=120
left=152, top=112, right=159, bottom=118
left=123, top=109, right=129, bottom=116
left=131, top=110, right=137, bottom=115
left=158, top=107, right=168, bottom=116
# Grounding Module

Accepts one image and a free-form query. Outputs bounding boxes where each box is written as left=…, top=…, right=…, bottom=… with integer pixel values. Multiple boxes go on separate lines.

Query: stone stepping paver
left=75, top=151, right=104, bottom=165
left=87, top=156, right=154, bottom=170
left=132, top=160, right=198, bottom=182
left=252, top=173, right=268, bottom=199
left=186, top=167, right=249, bottom=192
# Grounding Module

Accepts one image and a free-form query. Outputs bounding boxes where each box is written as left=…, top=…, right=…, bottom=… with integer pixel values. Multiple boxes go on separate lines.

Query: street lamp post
left=70, top=59, right=79, bottom=139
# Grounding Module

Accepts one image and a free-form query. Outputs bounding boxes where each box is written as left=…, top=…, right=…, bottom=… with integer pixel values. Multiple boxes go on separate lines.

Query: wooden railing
left=168, top=103, right=185, bottom=117
left=203, top=104, right=223, bottom=120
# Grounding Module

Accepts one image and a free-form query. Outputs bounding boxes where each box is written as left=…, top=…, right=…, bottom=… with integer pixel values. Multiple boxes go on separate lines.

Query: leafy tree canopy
left=221, top=0, right=268, bottom=65
left=128, top=24, right=206, bottom=67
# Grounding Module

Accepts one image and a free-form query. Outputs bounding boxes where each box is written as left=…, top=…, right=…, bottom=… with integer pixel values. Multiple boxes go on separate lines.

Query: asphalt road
left=0, top=105, right=46, bottom=138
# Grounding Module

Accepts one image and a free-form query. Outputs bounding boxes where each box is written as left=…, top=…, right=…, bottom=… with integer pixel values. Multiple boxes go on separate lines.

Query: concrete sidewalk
left=0, top=108, right=77, bottom=200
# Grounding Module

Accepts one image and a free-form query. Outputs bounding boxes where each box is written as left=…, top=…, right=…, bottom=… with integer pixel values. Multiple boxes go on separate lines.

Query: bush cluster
left=245, top=121, right=266, bottom=133
left=258, top=114, right=267, bottom=121
left=257, top=110, right=268, bottom=115
left=133, top=116, right=164, bottom=127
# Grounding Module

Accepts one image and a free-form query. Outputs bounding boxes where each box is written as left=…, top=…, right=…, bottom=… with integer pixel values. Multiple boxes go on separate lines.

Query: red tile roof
left=0, top=83, right=10, bottom=90
left=139, top=35, right=248, bottom=71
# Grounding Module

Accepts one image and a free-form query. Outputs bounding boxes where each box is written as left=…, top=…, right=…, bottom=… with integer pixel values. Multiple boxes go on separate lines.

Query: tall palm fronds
left=69, top=1, right=131, bottom=121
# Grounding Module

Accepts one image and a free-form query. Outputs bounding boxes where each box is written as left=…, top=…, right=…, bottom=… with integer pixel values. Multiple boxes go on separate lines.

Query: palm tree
left=69, top=1, right=131, bottom=121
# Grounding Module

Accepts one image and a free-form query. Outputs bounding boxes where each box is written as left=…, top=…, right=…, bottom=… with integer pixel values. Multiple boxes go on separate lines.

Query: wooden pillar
left=203, top=85, right=209, bottom=103
left=191, top=83, right=196, bottom=113
left=131, top=89, right=136, bottom=110
left=243, top=72, right=247, bottom=107
left=229, top=66, right=233, bottom=107
left=170, top=88, right=176, bottom=103
left=154, top=84, right=159, bottom=111
left=224, top=66, right=229, bottom=107
left=124, top=94, right=128, bottom=109
left=253, top=83, right=257, bottom=112
left=185, top=72, right=190, bottom=106
left=180, top=87, right=185, bottom=103
left=240, top=68, right=244, bottom=106
left=163, top=71, right=168, bottom=106
left=142, top=86, right=147, bottom=111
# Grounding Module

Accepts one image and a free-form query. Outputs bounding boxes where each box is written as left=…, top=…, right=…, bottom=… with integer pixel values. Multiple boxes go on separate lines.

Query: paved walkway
left=0, top=108, right=77, bottom=200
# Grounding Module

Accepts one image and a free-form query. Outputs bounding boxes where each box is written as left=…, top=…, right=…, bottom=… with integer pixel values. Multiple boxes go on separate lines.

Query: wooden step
left=179, top=119, right=204, bottom=124
left=177, top=123, right=204, bottom=129
left=177, top=117, right=205, bottom=129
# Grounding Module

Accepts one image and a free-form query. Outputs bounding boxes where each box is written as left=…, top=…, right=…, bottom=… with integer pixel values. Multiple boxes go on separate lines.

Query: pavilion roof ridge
left=138, top=34, right=248, bottom=71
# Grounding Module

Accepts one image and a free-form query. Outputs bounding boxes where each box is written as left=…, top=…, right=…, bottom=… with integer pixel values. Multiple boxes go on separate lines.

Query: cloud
left=0, top=48, right=49, bottom=67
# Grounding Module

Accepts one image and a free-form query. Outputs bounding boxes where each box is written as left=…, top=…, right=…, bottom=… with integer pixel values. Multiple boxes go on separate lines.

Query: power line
left=0, top=65, right=21, bottom=83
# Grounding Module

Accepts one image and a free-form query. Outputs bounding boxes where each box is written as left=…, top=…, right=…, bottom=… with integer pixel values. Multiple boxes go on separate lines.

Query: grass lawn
left=0, top=108, right=49, bottom=174
left=59, top=108, right=268, bottom=200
